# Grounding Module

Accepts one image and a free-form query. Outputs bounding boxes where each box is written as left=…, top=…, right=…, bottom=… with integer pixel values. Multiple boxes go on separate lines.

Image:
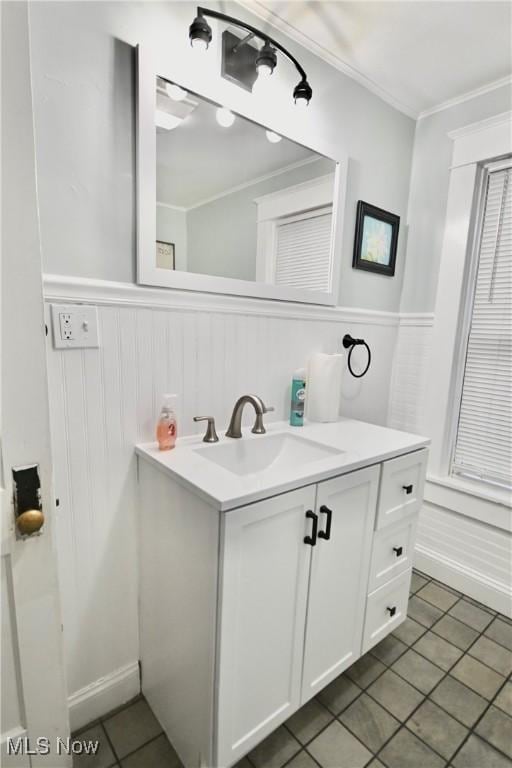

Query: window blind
left=274, top=208, right=332, bottom=292
left=452, top=165, right=512, bottom=488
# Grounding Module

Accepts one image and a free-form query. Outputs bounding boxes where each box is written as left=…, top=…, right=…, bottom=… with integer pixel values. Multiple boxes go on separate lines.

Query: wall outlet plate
left=50, top=304, right=100, bottom=349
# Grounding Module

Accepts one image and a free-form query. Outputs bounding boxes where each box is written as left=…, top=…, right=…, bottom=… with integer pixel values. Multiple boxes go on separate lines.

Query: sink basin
left=194, top=432, right=344, bottom=476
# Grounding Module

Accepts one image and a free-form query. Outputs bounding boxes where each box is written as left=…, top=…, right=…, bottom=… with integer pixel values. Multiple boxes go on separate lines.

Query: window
left=274, top=207, right=333, bottom=292
left=451, top=162, right=511, bottom=488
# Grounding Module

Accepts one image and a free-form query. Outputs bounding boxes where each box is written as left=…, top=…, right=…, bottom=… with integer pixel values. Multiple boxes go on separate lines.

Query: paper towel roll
left=306, top=353, right=343, bottom=422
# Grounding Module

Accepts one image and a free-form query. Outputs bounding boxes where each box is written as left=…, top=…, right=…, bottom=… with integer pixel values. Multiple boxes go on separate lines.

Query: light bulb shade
left=266, top=130, right=282, bottom=143
left=216, top=107, right=235, bottom=127
left=189, top=13, right=212, bottom=49
left=255, top=41, right=277, bottom=76
left=293, top=79, right=312, bottom=106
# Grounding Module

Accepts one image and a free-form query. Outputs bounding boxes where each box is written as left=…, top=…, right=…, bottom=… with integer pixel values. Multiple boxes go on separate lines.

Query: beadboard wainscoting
left=44, top=275, right=406, bottom=729
left=388, top=316, right=511, bottom=617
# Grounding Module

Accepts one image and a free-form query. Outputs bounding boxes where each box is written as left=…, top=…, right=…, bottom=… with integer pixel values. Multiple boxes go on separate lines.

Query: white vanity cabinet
left=137, top=439, right=428, bottom=768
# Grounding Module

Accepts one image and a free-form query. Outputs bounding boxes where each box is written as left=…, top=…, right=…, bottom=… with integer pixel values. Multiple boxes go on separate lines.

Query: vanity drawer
left=368, top=516, right=417, bottom=593
left=376, top=449, right=427, bottom=529
left=362, top=570, right=411, bottom=654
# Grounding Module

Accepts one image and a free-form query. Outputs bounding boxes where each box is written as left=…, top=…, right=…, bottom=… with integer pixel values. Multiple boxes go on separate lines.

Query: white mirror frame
left=136, top=45, right=347, bottom=306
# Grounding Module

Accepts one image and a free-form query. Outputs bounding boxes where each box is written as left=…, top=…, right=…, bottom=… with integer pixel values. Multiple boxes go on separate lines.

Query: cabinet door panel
left=302, top=465, right=379, bottom=702
left=216, top=485, right=315, bottom=768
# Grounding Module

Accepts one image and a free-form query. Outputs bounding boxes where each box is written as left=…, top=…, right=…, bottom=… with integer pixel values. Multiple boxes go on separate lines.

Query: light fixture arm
left=195, top=6, right=308, bottom=83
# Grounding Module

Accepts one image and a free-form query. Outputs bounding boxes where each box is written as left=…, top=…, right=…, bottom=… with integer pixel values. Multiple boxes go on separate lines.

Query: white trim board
left=67, top=662, right=140, bottom=732
left=43, top=274, right=433, bottom=328
left=419, top=76, right=512, bottom=121
left=414, top=545, right=511, bottom=617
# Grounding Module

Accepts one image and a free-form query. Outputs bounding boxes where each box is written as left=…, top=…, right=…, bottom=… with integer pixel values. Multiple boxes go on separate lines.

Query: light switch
left=50, top=303, right=100, bottom=349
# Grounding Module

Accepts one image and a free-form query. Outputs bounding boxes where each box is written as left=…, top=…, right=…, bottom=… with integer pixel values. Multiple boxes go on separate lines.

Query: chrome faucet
left=226, top=395, right=274, bottom=439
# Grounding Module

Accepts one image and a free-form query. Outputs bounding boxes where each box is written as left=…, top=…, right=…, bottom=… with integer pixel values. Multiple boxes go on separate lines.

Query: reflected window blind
left=274, top=208, right=332, bottom=292
left=452, top=165, right=512, bottom=488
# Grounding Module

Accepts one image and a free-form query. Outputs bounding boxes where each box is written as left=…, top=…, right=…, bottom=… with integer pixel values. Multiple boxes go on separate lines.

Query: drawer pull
left=393, top=546, right=403, bottom=557
left=402, top=484, right=413, bottom=495
left=318, top=505, right=333, bottom=541
left=386, top=606, right=397, bottom=617
left=304, top=510, right=318, bottom=547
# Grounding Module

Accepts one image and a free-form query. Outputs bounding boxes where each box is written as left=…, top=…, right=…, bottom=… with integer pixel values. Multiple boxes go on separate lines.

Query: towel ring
left=342, top=334, right=371, bottom=378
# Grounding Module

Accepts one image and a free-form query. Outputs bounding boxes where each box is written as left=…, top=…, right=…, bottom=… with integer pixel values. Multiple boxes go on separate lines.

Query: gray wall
left=401, top=84, right=511, bottom=312
left=28, top=1, right=415, bottom=312
left=186, top=157, right=334, bottom=281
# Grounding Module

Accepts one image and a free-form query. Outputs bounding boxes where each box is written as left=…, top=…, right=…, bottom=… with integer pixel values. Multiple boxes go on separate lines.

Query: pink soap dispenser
left=156, top=394, right=178, bottom=451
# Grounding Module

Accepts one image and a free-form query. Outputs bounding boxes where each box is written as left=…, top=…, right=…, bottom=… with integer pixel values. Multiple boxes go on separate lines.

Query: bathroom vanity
left=136, top=419, right=429, bottom=768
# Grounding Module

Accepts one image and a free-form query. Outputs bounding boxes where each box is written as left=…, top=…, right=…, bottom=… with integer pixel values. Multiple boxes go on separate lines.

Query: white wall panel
left=44, top=277, right=399, bottom=719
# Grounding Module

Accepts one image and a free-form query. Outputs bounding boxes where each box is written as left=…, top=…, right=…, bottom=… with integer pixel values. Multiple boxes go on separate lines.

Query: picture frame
left=352, top=201, right=400, bottom=276
left=156, top=240, right=175, bottom=270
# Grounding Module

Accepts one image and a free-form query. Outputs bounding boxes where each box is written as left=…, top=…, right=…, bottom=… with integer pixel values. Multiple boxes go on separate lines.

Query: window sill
left=424, top=474, right=511, bottom=532
left=427, top=474, right=511, bottom=507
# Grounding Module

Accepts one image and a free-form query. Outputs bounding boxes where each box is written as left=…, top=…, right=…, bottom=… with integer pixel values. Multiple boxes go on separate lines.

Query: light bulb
left=191, top=37, right=208, bottom=51
left=216, top=107, right=235, bottom=128
left=166, top=83, right=187, bottom=102
left=294, top=97, right=308, bottom=109
left=256, top=63, right=273, bottom=79
left=266, top=130, right=282, bottom=143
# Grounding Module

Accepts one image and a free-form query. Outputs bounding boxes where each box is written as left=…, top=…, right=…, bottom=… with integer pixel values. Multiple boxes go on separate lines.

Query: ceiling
left=240, top=1, right=512, bottom=118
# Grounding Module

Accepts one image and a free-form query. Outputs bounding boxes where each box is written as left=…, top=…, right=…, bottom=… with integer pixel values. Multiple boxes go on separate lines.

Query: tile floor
left=72, top=570, right=512, bottom=768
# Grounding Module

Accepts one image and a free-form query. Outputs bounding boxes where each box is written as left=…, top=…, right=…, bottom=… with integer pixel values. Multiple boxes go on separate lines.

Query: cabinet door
left=302, top=465, right=379, bottom=702
left=216, top=485, right=316, bottom=768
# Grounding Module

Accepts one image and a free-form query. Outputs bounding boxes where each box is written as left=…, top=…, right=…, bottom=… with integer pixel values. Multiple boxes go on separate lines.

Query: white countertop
left=136, top=418, right=429, bottom=511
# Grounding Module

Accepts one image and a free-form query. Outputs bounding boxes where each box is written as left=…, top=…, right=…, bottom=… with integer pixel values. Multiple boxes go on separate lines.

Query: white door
left=1, top=3, right=70, bottom=765
left=215, top=486, right=315, bottom=768
left=301, top=465, right=379, bottom=702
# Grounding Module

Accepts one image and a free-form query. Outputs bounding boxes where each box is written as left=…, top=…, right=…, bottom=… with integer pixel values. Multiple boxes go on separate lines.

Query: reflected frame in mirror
left=136, top=44, right=347, bottom=306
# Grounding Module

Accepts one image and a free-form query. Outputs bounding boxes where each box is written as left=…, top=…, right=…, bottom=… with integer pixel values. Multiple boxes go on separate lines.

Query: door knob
left=393, top=546, right=403, bottom=557
left=16, top=509, right=44, bottom=536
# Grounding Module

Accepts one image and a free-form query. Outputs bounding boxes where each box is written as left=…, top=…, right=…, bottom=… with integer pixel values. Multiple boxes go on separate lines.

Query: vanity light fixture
left=265, top=130, right=282, bottom=143
left=216, top=107, right=236, bottom=127
left=188, top=7, right=312, bottom=106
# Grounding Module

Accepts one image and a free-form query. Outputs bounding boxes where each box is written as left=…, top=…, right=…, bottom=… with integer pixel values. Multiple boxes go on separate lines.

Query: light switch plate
left=50, top=303, right=100, bottom=349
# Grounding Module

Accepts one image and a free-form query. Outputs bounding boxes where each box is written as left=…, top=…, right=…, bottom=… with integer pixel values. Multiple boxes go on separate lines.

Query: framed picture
left=353, top=201, right=400, bottom=276
left=156, top=240, right=175, bottom=270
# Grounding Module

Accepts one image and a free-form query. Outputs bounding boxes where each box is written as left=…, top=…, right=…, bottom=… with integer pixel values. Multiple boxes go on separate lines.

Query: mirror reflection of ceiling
left=156, top=80, right=316, bottom=209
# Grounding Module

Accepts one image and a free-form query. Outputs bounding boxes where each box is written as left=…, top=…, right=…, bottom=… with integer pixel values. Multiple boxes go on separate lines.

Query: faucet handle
left=264, top=405, right=275, bottom=414
left=193, top=416, right=219, bottom=443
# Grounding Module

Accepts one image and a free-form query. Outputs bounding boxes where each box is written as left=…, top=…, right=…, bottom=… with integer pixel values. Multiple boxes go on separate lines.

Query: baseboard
left=68, top=662, right=140, bottom=732
left=414, top=545, right=512, bottom=617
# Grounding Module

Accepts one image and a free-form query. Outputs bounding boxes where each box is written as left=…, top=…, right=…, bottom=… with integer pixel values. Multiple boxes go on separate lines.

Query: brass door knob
left=16, top=509, right=44, bottom=536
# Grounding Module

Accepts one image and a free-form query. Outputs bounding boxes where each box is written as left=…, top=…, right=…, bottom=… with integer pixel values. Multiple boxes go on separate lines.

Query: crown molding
left=418, top=75, right=512, bottom=121
left=236, top=0, right=418, bottom=119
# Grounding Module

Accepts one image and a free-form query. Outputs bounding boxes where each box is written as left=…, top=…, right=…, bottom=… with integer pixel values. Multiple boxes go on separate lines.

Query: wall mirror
left=137, top=53, right=345, bottom=305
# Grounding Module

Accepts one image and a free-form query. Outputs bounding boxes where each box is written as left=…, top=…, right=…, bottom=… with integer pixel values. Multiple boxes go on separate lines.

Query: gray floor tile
left=412, top=630, right=463, bottom=671
left=307, top=720, right=372, bottom=768
left=430, top=579, right=462, bottom=597
left=286, top=698, right=333, bottom=745
left=410, top=572, right=429, bottom=594
left=475, top=705, right=512, bottom=759
left=485, top=617, right=512, bottom=651
left=430, top=675, right=487, bottom=727
left=432, top=614, right=479, bottom=650
left=249, top=725, right=301, bottom=768
left=416, top=582, right=459, bottom=611
left=104, top=699, right=162, bottom=759
left=367, top=669, right=424, bottom=722
left=451, top=654, right=505, bottom=700
left=367, top=761, right=385, bottom=768
left=317, top=675, right=361, bottom=716
left=452, top=734, right=512, bottom=768
left=121, top=735, right=181, bottom=768
left=339, top=692, right=399, bottom=752
left=378, top=727, right=444, bottom=768
left=407, top=595, right=443, bottom=628
left=391, top=617, right=426, bottom=646
left=370, top=635, right=408, bottom=666
left=449, top=599, right=495, bottom=632
left=468, top=634, right=512, bottom=677
left=391, top=649, right=444, bottom=694
left=494, top=681, right=512, bottom=717
left=232, top=759, right=252, bottom=768
left=406, top=699, right=468, bottom=760
left=72, top=723, right=116, bottom=768
left=345, top=654, right=386, bottom=689
left=284, top=751, right=319, bottom=768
